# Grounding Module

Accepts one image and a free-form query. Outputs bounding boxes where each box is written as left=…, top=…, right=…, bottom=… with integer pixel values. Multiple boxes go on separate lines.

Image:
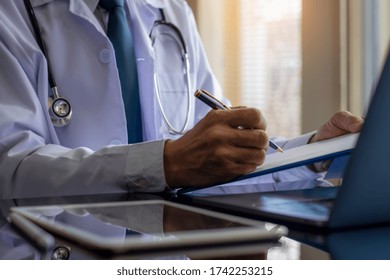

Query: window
left=193, top=0, right=302, bottom=138
left=239, top=0, right=302, bottom=138
left=192, top=1, right=303, bottom=259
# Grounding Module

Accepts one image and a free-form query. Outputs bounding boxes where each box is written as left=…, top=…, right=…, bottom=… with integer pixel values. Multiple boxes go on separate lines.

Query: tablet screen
left=11, top=200, right=286, bottom=255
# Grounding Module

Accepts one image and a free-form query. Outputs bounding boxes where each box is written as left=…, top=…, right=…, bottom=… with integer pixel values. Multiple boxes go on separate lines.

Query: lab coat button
left=99, top=49, right=111, bottom=64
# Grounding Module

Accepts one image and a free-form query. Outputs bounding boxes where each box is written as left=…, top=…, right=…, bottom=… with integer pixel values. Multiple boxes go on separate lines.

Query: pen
left=195, top=89, right=284, bottom=153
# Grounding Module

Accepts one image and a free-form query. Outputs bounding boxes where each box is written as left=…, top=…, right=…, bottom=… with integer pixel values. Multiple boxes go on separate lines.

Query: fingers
left=228, top=127, right=269, bottom=149
left=199, top=125, right=268, bottom=166
left=221, top=146, right=267, bottom=167
left=312, top=111, right=364, bottom=142
left=330, top=111, right=364, bottom=133
left=163, top=107, right=270, bottom=188
left=208, top=107, right=267, bottom=130
left=203, top=108, right=269, bottom=149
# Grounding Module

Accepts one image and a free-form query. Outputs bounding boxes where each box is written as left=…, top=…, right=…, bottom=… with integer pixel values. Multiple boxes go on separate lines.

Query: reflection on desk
left=1, top=195, right=281, bottom=260
left=3, top=191, right=390, bottom=260
left=179, top=178, right=331, bottom=197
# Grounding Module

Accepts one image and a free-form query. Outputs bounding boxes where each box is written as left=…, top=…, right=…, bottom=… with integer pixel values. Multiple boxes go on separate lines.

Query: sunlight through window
left=240, top=0, right=302, bottom=138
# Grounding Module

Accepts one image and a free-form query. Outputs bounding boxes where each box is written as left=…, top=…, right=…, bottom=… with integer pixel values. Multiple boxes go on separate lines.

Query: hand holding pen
left=195, top=89, right=284, bottom=153
left=164, top=95, right=269, bottom=187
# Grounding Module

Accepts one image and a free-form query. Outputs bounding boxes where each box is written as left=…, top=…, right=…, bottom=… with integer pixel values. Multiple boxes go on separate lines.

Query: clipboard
left=237, top=133, right=359, bottom=181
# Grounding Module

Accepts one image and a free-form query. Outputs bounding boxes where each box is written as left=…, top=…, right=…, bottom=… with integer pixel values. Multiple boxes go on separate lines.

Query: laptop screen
left=329, top=48, right=390, bottom=228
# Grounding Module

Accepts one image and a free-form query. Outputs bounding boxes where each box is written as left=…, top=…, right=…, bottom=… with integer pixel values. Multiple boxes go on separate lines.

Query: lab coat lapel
left=28, top=0, right=103, bottom=35
left=127, top=0, right=163, bottom=59
left=68, top=0, right=106, bottom=36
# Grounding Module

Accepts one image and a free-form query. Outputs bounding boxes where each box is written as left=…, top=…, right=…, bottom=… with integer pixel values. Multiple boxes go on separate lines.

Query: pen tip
left=277, top=147, right=284, bottom=153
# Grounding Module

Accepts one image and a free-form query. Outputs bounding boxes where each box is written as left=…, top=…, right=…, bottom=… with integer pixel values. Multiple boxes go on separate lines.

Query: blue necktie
left=99, top=0, right=143, bottom=143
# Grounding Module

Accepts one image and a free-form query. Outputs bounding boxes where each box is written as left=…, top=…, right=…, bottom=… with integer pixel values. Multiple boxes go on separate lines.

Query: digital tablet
left=10, top=200, right=287, bottom=256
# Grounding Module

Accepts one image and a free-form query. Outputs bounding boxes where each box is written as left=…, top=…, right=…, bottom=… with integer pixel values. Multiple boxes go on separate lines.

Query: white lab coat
left=0, top=0, right=320, bottom=199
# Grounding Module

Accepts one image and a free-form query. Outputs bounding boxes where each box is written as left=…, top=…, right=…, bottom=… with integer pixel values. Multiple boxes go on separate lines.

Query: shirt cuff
left=124, top=140, right=167, bottom=192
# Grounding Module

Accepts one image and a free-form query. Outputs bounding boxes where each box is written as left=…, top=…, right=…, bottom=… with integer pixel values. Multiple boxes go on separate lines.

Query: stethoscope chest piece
left=49, top=97, right=72, bottom=127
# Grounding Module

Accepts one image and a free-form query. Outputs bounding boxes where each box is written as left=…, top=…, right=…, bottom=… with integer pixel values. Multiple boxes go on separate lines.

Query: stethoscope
left=150, top=10, right=192, bottom=135
left=24, top=0, right=72, bottom=127
left=24, top=1, right=191, bottom=134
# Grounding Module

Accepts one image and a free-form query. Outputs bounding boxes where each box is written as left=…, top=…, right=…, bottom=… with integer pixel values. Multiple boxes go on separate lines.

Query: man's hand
left=309, top=111, right=364, bottom=143
left=164, top=108, right=268, bottom=188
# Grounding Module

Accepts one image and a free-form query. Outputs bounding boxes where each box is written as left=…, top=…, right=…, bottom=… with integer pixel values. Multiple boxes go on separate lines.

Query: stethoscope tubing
left=24, top=3, right=190, bottom=133
left=24, top=0, right=57, bottom=93
left=24, top=0, right=72, bottom=127
left=150, top=11, right=192, bottom=135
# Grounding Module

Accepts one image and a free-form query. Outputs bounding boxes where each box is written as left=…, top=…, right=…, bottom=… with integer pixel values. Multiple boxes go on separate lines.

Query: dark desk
left=2, top=192, right=390, bottom=260
left=288, top=225, right=390, bottom=259
left=176, top=179, right=390, bottom=260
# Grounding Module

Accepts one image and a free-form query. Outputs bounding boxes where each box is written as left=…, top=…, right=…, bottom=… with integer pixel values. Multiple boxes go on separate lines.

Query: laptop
left=178, top=48, right=390, bottom=231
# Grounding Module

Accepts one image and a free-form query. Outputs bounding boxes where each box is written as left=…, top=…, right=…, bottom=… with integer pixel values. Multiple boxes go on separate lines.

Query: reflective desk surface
left=2, top=189, right=390, bottom=260
left=1, top=193, right=276, bottom=260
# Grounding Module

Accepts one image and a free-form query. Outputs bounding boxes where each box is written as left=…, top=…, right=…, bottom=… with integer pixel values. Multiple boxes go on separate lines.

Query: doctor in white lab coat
left=0, top=0, right=363, bottom=199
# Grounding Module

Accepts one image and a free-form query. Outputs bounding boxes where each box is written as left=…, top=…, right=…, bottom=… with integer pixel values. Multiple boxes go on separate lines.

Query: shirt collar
left=144, top=0, right=166, bottom=9
left=29, top=0, right=98, bottom=11
left=29, top=0, right=54, bottom=7
left=83, top=0, right=99, bottom=12
left=84, top=0, right=167, bottom=11
left=29, top=0, right=165, bottom=10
